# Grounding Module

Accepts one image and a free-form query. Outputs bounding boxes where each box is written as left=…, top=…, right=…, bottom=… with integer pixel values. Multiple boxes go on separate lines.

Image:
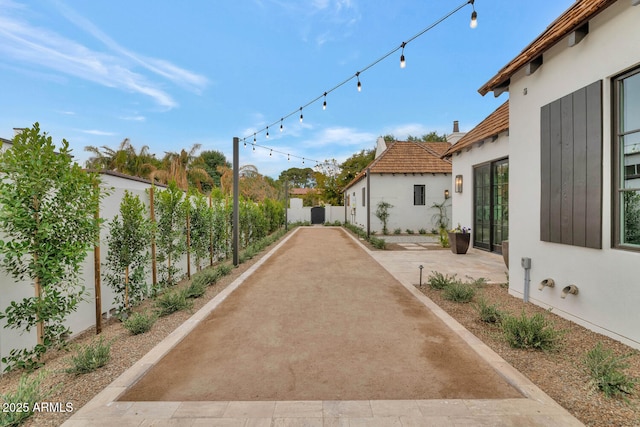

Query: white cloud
left=78, top=129, right=116, bottom=136
left=306, top=126, right=375, bottom=147
left=0, top=2, right=208, bottom=109
left=119, top=115, right=146, bottom=122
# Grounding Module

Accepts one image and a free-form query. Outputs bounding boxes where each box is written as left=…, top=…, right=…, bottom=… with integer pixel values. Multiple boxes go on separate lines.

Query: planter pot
left=448, top=232, right=470, bottom=254
left=501, top=240, right=509, bottom=268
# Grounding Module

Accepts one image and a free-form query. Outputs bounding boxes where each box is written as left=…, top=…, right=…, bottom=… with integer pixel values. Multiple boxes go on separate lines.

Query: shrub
left=393, top=228, right=402, bottom=235
left=474, top=298, right=503, bottom=323
left=583, top=342, right=636, bottom=398
left=427, top=271, right=457, bottom=290
left=66, top=337, right=111, bottom=374
left=501, top=310, right=563, bottom=351
left=123, top=311, right=157, bottom=335
left=155, top=290, right=193, bottom=317
left=369, top=236, right=386, bottom=250
left=216, top=264, right=233, bottom=277
left=185, top=279, right=207, bottom=299
left=0, top=371, right=52, bottom=426
left=418, top=228, right=427, bottom=235
left=443, top=281, right=476, bottom=303
left=406, top=229, right=414, bottom=234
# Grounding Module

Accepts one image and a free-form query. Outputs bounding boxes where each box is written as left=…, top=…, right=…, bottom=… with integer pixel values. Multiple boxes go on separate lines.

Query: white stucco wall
left=346, top=174, right=452, bottom=233
left=507, top=0, right=640, bottom=348
left=450, top=133, right=509, bottom=234
left=0, top=173, right=199, bottom=371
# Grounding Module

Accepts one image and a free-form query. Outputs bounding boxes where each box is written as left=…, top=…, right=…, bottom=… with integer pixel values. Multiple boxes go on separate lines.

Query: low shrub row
left=424, top=270, right=637, bottom=400
left=342, top=223, right=386, bottom=249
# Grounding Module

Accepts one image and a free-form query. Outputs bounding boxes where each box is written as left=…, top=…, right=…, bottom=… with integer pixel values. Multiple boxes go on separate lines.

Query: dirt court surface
left=119, top=227, right=522, bottom=402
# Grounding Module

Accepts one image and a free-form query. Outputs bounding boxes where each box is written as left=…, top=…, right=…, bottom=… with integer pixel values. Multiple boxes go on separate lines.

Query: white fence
left=0, top=171, right=198, bottom=372
left=286, top=198, right=345, bottom=224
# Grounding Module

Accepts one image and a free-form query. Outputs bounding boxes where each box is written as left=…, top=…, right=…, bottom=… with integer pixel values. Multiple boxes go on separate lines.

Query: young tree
left=104, top=191, right=151, bottom=314
left=153, top=181, right=186, bottom=289
left=375, top=201, right=394, bottom=235
left=0, top=123, right=103, bottom=371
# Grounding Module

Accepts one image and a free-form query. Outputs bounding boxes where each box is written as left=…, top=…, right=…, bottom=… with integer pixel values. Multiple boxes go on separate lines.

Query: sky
left=0, top=0, right=576, bottom=179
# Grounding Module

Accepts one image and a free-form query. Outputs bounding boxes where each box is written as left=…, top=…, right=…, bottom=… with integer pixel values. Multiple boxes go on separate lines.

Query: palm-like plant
left=149, top=144, right=213, bottom=191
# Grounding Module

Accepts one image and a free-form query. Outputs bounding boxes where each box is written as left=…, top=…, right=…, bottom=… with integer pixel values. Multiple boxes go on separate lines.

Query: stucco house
left=474, top=0, right=640, bottom=349
left=343, top=136, right=453, bottom=234
left=443, top=101, right=509, bottom=254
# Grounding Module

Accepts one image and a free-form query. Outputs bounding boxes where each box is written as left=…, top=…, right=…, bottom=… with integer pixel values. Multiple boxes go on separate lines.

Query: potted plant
left=448, top=224, right=471, bottom=254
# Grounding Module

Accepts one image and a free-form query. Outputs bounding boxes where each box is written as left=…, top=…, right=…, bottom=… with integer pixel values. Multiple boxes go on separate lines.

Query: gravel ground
left=415, top=282, right=640, bottom=427
left=1, top=229, right=639, bottom=426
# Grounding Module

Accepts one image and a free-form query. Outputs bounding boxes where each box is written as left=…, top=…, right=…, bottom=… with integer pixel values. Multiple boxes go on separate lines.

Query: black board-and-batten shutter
left=540, top=80, right=602, bottom=249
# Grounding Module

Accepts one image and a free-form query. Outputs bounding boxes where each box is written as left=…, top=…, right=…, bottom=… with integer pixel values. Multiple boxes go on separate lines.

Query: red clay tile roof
left=478, top=0, right=618, bottom=96
left=442, top=101, right=509, bottom=158
left=289, top=187, right=319, bottom=196
left=343, top=141, right=452, bottom=190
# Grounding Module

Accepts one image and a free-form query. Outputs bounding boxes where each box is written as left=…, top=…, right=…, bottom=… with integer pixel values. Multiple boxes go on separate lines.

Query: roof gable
left=344, top=140, right=452, bottom=190
left=479, top=0, right=618, bottom=96
left=442, top=101, right=509, bottom=158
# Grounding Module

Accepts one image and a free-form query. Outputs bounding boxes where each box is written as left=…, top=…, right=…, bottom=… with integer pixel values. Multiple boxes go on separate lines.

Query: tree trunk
left=124, top=265, right=130, bottom=309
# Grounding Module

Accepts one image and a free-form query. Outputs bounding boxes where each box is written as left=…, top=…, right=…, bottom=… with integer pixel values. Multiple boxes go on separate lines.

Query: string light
left=270, top=149, right=273, bottom=157
left=470, top=0, right=477, bottom=28
left=237, top=0, right=477, bottom=166
left=243, top=138, right=247, bottom=147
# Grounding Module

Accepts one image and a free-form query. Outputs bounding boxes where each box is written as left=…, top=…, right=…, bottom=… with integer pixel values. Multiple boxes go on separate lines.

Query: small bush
left=123, top=311, right=157, bottom=335
left=501, top=310, right=563, bottom=351
left=427, top=271, right=458, bottom=290
left=216, top=264, right=232, bottom=277
left=393, top=228, right=402, bottom=235
left=185, top=279, right=207, bottom=299
left=418, top=228, right=427, bottom=235
left=155, top=289, right=193, bottom=317
left=66, top=337, right=111, bottom=374
left=443, top=281, right=476, bottom=303
left=406, top=229, right=414, bottom=234
left=370, top=236, right=386, bottom=250
left=0, top=371, right=52, bottom=426
left=474, top=298, right=503, bottom=323
left=583, top=342, right=636, bottom=398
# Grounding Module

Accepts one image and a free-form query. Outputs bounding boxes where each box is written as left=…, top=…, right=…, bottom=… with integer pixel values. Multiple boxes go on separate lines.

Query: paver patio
left=63, top=227, right=583, bottom=426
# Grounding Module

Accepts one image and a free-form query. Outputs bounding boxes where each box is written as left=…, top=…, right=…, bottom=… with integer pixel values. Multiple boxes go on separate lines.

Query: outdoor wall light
left=455, top=175, right=463, bottom=193
left=444, top=189, right=450, bottom=199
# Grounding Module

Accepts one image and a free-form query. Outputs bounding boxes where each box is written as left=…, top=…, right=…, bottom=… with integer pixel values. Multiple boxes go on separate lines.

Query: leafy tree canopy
left=278, top=167, right=316, bottom=188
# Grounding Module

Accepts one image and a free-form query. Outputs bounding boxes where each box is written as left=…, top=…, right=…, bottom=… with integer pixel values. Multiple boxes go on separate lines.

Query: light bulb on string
left=400, top=42, right=406, bottom=68
left=270, top=149, right=272, bottom=157
left=287, top=154, right=290, bottom=161
left=243, top=138, right=247, bottom=148
left=299, top=107, right=303, bottom=123
left=323, top=92, right=327, bottom=110
left=356, top=72, right=361, bottom=92
left=266, top=126, right=269, bottom=139
left=302, top=158, right=305, bottom=165
left=470, top=0, right=477, bottom=29
left=280, top=118, right=284, bottom=132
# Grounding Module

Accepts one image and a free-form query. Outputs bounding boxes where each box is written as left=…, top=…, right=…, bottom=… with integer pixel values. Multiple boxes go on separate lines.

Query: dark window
left=414, top=185, right=425, bottom=205
left=614, top=67, right=640, bottom=249
left=362, top=187, right=366, bottom=207
left=540, top=80, right=602, bottom=249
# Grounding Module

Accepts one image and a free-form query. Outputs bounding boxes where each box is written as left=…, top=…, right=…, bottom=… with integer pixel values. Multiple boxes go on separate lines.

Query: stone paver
left=61, top=227, right=584, bottom=427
